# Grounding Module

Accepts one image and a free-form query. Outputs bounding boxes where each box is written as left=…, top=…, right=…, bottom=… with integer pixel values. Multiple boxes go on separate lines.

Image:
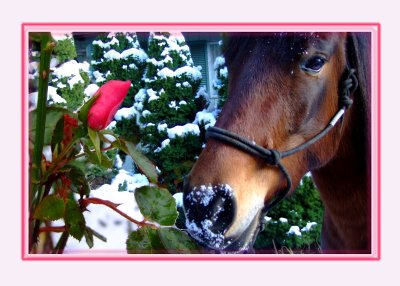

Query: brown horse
left=183, top=32, right=371, bottom=254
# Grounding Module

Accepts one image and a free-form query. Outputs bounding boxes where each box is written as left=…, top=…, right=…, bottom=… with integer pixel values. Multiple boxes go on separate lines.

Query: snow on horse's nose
left=183, top=183, right=236, bottom=249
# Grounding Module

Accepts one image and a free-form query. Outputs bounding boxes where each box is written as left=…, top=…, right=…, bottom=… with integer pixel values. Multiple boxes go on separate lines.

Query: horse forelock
left=223, top=32, right=344, bottom=68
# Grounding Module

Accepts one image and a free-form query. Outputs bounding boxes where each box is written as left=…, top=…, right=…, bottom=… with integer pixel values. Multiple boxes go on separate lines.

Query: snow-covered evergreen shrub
left=49, top=60, right=90, bottom=110
left=91, top=33, right=147, bottom=107
left=39, top=35, right=90, bottom=111
left=91, top=32, right=148, bottom=148
left=137, top=32, right=208, bottom=191
left=253, top=176, right=324, bottom=253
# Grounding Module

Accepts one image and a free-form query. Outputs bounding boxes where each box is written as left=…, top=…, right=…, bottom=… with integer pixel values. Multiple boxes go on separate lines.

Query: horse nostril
left=183, top=184, right=236, bottom=236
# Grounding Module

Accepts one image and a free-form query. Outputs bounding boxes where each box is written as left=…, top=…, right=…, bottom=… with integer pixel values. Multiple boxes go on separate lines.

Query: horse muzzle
left=183, top=183, right=262, bottom=253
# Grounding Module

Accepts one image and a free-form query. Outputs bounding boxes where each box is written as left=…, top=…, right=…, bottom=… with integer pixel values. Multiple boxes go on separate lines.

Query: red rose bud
left=87, top=80, right=131, bottom=130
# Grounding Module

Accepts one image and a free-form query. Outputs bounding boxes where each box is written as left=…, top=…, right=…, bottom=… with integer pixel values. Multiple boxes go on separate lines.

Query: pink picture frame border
left=21, top=22, right=381, bottom=261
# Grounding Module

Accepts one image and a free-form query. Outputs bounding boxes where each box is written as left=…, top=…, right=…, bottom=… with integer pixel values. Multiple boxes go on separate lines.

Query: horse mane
left=346, top=33, right=371, bottom=109
left=222, top=33, right=257, bottom=66
left=345, top=33, right=371, bottom=171
left=222, top=32, right=308, bottom=68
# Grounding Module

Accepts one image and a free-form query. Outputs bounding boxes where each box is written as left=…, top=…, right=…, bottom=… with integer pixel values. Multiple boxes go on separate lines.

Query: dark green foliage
left=137, top=32, right=207, bottom=192
left=127, top=226, right=165, bottom=254
left=153, top=134, right=202, bottom=190
left=114, top=117, right=141, bottom=144
left=71, top=148, right=119, bottom=189
left=91, top=33, right=148, bottom=159
left=64, top=199, right=86, bottom=241
left=48, top=37, right=90, bottom=111
left=33, top=195, right=65, bottom=221
left=91, top=32, right=147, bottom=108
left=135, top=186, right=178, bottom=226
left=254, top=176, right=324, bottom=253
left=54, top=37, right=77, bottom=63
left=157, top=228, right=199, bottom=254
left=52, top=78, right=87, bottom=110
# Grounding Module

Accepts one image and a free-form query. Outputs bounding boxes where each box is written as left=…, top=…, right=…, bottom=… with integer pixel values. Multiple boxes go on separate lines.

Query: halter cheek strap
left=205, top=68, right=358, bottom=216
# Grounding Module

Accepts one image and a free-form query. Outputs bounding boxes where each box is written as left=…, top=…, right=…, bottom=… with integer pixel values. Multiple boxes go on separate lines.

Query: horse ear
left=346, top=32, right=371, bottom=99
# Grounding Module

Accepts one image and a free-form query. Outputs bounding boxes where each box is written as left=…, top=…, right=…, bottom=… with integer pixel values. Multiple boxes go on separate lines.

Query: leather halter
left=205, top=68, right=359, bottom=216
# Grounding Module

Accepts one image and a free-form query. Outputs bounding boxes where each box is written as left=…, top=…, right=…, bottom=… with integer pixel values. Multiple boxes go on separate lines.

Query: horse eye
left=302, top=56, right=326, bottom=73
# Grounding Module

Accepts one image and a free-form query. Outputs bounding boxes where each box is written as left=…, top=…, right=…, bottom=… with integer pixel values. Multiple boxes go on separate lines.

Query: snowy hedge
left=136, top=32, right=208, bottom=191
left=91, top=33, right=147, bottom=108
left=254, top=176, right=323, bottom=253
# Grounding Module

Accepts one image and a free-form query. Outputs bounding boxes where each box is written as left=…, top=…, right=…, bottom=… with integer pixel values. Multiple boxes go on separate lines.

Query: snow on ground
left=60, top=168, right=149, bottom=251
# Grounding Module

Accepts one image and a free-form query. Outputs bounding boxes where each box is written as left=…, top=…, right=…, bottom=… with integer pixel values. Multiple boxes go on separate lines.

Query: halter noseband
left=205, top=68, right=359, bottom=215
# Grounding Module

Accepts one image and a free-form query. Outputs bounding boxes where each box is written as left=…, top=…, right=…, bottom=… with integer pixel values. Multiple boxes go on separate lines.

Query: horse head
left=183, top=32, right=370, bottom=253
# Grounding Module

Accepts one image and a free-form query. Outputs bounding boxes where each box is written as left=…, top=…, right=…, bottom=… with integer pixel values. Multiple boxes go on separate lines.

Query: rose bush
left=29, top=35, right=199, bottom=254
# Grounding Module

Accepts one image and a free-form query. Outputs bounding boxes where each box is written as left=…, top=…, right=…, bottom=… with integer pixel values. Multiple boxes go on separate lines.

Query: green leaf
left=158, top=228, right=200, bottom=254
left=82, top=143, right=113, bottom=168
left=64, top=164, right=90, bottom=196
left=84, top=227, right=94, bottom=249
left=88, top=128, right=101, bottom=163
left=30, top=107, right=71, bottom=145
left=126, top=226, right=166, bottom=254
left=33, top=194, right=65, bottom=221
left=117, top=140, right=158, bottom=183
left=64, top=199, right=86, bottom=241
left=72, top=126, right=88, bottom=141
left=135, top=186, right=178, bottom=226
left=77, top=92, right=100, bottom=126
